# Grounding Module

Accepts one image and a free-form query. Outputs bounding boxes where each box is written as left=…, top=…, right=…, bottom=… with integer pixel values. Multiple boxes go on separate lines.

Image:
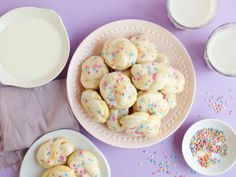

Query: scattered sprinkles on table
left=190, top=128, right=228, bottom=168
left=204, top=91, right=235, bottom=116
left=138, top=148, right=196, bottom=177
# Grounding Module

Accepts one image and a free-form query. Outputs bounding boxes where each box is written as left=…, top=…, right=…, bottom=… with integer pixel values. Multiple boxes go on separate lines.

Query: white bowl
left=182, top=119, right=236, bottom=176
left=67, top=19, right=196, bottom=148
left=20, top=129, right=111, bottom=177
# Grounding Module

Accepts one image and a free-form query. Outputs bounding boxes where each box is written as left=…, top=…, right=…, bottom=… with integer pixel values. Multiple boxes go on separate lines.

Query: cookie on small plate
left=42, top=165, right=76, bottom=177
left=67, top=149, right=101, bottom=177
left=37, top=137, right=74, bottom=169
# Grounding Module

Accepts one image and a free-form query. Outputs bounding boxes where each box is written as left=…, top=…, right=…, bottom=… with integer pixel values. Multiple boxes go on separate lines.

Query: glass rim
left=167, top=0, right=219, bottom=29
left=204, top=22, right=236, bottom=77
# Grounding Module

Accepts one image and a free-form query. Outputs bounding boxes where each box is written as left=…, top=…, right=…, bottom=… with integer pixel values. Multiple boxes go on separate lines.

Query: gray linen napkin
left=0, top=79, right=79, bottom=169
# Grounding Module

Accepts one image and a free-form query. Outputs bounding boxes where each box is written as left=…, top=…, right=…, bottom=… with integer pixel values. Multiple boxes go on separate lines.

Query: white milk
left=168, top=0, right=218, bottom=29
left=206, top=24, right=236, bottom=76
left=0, top=17, right=63, bottom=81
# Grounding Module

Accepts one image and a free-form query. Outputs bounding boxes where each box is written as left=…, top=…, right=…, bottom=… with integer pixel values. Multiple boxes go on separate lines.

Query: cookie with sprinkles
left=131, top=62, right=169, bottom=91
left=155, top=53, right=170, bottom=64
left=121, top=112, right=162, bottom=137
left=81, top=90, right=109, bottom=123
left=102, top=37, right=138, bottom=70
left=80, top=56, right=109, bottom=90
left=106, top=108, right=129, bottom=132
left=37, top=138, right=74, bottom=169
left=42, top=165, right=76, bottom=177
left=133, top=91, right=170, bottom=119
left=99, top=72, right=137, bottom=109
left=130, top=34, right=157, bottom=64
left=161, top=66, right=185, bottom=94
left=161, top=91, right=177, bottom=109
left=67, top=149, right=101, bottom=177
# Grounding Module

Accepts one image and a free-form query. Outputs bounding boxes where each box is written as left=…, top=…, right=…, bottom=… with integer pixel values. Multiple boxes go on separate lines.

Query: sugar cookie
left=131, top=62, right=169, bottom=91
left=37, top=138, right=74, bottom=169
left=162, top=67, right=185, bottom=94
left=130, top=34, right=157, bottom=63
left=102, top=37, right=138, bottom=70
left=81, top=90, right=109, bottom=123
left=99, top=72, right=137, bottom=109
left=106, top=108, right=129, bottom=132
left=161, top=91, right=177, bottom=109
left=67, top=150, right=101, bottom=177
left=42, top=165, right=76, bottom=177
left=121, top=112, right=161, bottom=137
left=155, top=53, right=170, bottom=64
left=133, top=91, right=169, bottom=119
left=80, top=56, right=109, bottom=90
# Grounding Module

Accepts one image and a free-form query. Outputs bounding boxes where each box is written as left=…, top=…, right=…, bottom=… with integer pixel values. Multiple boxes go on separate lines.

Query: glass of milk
left=167, top=0, right=219, bottom=29
left=204, top=23, right=236, bottom=76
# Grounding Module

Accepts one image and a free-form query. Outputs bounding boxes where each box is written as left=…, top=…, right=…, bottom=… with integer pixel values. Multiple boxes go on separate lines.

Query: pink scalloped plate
left=67, top=19, right=196, bottom=148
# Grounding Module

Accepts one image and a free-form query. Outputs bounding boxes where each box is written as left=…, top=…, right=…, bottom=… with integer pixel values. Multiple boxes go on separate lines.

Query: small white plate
left=0, top=7, right=70, bottom=88
left=182, top=119, right=236, bottom=176
left=67, top=19, right=196, bottom=148
left=20, top=129, right=111, bottom=177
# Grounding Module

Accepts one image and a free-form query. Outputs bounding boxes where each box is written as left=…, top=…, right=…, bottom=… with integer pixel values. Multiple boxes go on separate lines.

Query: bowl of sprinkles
left=182, top=119, right=236, bottom=176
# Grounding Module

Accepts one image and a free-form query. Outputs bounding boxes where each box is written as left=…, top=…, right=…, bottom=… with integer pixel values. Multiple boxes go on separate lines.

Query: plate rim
left=0, top=7, right=70, bottom=88
left=19, top=129, right=111, bottom=177
left=67, top=19, right=196, bottom=148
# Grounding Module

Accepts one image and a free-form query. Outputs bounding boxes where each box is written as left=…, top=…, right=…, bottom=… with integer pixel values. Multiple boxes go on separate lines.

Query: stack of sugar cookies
left=36, top=137, right=101, bottom=177
left=80, top=34, right=185, bottom=137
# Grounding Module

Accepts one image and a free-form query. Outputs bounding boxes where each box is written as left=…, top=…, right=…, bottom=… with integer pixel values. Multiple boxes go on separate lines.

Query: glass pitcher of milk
left=167, top=0, right=219, bottom=29
left=204, top=23, right=236, bottom=76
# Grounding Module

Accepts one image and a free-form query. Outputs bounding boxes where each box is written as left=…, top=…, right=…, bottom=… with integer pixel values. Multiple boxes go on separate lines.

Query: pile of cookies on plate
left=80, top=34, right=185, bottom=137
left=36, top=137, right=101, bottom=177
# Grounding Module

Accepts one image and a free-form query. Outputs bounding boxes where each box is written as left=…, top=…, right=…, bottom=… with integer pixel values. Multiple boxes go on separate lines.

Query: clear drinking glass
left=204, top=23, right=236, bottom=76
left=167, top=0, right=219, bottom=29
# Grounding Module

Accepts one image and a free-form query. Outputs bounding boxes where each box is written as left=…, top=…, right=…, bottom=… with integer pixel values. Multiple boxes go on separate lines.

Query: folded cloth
left=0, top=79, right=80, bottom=170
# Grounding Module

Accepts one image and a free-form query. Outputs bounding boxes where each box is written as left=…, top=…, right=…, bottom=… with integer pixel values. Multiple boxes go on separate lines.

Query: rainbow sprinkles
left=190, top=128, right=228, bottom=168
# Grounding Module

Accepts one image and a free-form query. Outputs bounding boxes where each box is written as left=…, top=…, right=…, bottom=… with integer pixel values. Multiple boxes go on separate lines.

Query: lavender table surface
left=1, top=0, right=236, bottom=177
